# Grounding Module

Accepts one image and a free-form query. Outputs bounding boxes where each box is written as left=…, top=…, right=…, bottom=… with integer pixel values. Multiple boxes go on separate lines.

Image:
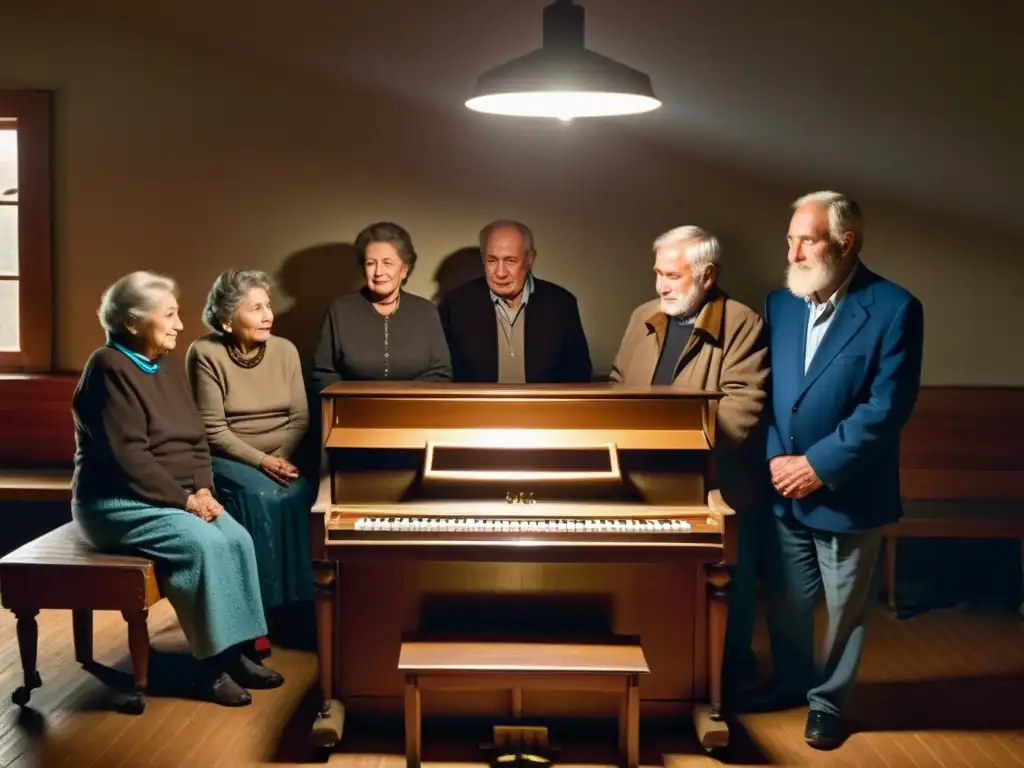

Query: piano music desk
left=398, top=636, right=649, bottom=768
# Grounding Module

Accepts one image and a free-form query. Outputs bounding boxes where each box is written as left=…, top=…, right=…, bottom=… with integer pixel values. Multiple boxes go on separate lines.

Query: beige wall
left=0, top=6, right=1020, bottom=383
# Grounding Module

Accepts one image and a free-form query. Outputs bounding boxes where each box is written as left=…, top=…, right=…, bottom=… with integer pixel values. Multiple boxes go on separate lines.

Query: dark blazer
left=438, top=276, right=592, bottom=383
left=764, top=263, right=924, bottom=533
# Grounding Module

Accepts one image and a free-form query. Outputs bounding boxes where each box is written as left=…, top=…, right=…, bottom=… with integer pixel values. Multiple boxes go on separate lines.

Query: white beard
left=787, top=256, right=842, bottom=300
left=660, top=283, right=704, bottom=318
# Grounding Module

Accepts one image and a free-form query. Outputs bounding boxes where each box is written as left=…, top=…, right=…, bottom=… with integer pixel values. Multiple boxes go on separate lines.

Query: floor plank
left=1, top=600, right=1021, bottom=767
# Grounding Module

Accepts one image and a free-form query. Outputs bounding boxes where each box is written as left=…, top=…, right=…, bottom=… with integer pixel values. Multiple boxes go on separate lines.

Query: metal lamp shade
left=465, top=1, right=661, bottom=120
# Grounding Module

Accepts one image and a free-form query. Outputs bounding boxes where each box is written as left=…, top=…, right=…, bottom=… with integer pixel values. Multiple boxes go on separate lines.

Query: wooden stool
left=398, top=635, right=650, bottom=768
left=0, top=521, right=163, bottom=714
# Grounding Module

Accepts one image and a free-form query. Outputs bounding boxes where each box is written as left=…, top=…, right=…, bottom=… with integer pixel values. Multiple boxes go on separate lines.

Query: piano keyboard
left=353, top=517, right=693, bottom=533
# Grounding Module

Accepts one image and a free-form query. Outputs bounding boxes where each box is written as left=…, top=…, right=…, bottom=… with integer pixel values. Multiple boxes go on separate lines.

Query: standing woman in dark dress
left=310, top=221, right=452, bottom=390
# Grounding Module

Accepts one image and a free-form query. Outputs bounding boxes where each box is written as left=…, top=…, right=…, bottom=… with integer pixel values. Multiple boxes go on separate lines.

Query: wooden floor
left=0, top=599, right=1022, bottom=767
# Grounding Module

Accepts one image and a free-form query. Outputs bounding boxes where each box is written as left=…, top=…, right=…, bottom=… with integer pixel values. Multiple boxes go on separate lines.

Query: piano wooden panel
left=310, top=383, right=735, bottom=752
left=332, top=560, right=700, bottom=718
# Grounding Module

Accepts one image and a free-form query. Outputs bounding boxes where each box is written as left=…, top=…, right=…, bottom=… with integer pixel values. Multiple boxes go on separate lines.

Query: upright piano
left=309, top=382, right=737, bottom=752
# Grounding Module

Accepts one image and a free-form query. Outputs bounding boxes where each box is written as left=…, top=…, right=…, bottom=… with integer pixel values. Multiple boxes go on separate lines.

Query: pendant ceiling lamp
left=465, top=0, right=661, bottom=121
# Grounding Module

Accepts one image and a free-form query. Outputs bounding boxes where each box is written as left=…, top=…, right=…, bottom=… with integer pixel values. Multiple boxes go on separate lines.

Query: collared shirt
left=490, top=271, right=534, bottom=325
left=804, top=261, right=858, bottom=373
left=491, top=272, right=534, bottom=384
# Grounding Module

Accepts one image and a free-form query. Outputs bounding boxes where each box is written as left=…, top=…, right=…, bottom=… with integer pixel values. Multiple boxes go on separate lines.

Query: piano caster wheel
left=693, top=704, right=729, bottom=753
left=310, top=699, right=345, bottom=750
left=11, top=671, right=42, bottom=706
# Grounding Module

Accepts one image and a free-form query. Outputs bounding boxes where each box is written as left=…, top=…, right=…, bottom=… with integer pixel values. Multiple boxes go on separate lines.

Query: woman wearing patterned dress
left=186, top=269, right=315, bottom=652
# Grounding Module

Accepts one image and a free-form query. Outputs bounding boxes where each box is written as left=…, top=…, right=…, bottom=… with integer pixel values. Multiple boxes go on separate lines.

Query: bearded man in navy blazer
left=439, top=219, right=592, bottom=383
left=746, top=191, right=924, bottom=750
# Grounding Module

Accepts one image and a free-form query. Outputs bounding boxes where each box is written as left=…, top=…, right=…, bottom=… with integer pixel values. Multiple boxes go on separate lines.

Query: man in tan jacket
left=610, top=224, right=769, bottom=685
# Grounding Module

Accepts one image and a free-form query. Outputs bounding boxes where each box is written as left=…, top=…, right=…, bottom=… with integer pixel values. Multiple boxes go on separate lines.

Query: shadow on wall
left=431, top=245, right=484, bottom=305
left=271, top=242, right=363, bottom=364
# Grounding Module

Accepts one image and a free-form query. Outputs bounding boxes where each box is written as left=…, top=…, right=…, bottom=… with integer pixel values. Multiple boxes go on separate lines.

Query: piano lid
left=319, top=382, right=726, bottom=399
left=319, top=382, right=722, bottom=452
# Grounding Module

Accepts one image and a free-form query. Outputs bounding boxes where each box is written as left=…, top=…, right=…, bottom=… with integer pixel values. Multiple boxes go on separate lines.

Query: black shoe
left=226, top=651, right=285, bottom=690
left=804, top=710, right=845, bottom=750
left=740, top=679, right=807, bottom=713
left=197, top=671, right=252, bottom=707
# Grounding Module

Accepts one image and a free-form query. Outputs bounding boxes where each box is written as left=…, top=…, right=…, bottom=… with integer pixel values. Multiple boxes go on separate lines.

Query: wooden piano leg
left=693, top=563, right=731, bottom=753
left=310, top=560, right=345, bottom=749
left=620, top=673, right=639, bottom=768
left=404, top=674, right=422, bottom=768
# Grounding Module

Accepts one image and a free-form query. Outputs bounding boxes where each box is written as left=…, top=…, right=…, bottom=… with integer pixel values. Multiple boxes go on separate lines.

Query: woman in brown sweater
left=186, top=269, right=315, bottom=650
left=72, top=270, right=285, bottom=708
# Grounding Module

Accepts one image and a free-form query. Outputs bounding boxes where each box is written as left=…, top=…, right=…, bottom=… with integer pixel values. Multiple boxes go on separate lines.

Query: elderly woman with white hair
left=71, top=270, right=284, bottom=708
left=185, top=269, right=315, bottom=652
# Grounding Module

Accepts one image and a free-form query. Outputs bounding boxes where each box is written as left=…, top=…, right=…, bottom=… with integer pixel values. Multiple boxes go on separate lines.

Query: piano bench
left=397, top=635, right=650, bottom=768
left=0, top=521, right=163, bottom=714
left=882, top=501, right=1024, bottom=615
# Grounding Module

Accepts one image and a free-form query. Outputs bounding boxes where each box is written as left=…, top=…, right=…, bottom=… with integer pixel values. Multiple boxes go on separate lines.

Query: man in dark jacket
left=439, top=220, right=592, bottom=383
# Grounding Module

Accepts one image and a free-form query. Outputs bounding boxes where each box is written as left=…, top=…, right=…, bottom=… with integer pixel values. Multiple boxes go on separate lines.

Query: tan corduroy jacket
left=609, top=290, right=769, bottom=509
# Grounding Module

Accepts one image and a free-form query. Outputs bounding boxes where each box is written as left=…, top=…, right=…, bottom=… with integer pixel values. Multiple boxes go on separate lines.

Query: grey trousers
left=761, top=512, right=883, bottom=716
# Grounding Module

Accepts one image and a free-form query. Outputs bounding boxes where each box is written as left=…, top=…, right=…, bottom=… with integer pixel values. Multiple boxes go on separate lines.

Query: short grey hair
left=652, top=225, right=721, bottom=277
left=202, top=269, right=274, bottom=334
left=97, top=270, right=178, bottom=336
left=793, top=190, right=864, bottom=256
left=479, top=219, right=535, bottom=254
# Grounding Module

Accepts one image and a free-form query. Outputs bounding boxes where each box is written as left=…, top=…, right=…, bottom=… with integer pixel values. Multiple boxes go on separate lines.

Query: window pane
left=0, top=129, right=16, bottom=278
left=0, top=279, right=19, bottom=351
left=0, top=205, right=17, bottom=277
left=0, top=129, right=16, bottom=198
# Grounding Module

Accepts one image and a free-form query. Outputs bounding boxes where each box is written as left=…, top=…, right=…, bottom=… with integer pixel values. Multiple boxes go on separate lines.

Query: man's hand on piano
left=770, top=455, right=823, bottom=499
left=260, top=455, right=299, bottom=486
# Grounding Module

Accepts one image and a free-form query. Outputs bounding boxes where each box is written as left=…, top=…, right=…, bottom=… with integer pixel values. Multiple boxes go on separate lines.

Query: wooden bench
left=0, top=468, right=72, bottom=502
left=398, top=635, right=650, bottom=768
left=884, top=387, right=1024, bottom=614
left=0, top=521, right=164, bottom=714
left=0, top=374, right=77, bottom=503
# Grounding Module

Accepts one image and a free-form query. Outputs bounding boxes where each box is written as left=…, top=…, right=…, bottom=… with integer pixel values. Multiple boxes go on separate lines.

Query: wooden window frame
left=0, top=90, right=54, bottom=373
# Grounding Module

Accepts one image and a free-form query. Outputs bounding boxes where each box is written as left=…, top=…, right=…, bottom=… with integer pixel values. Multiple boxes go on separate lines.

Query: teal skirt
left=211, top=456, right=315, bottom=612
left=72, top=498, right=268, bottom=660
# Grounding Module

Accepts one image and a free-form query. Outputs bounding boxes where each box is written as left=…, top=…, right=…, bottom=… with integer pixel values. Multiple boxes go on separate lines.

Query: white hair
left=793, top=190, right=864, bottom=256
left=652, top=225, right=721, bottom=277
left=97, top=270, right=178, bottom=336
